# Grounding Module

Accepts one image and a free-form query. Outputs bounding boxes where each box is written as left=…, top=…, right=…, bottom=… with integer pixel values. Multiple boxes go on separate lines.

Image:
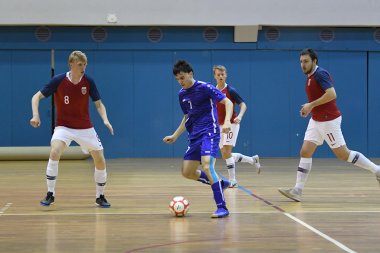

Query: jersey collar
left=308, top=65, right=318, bottom=77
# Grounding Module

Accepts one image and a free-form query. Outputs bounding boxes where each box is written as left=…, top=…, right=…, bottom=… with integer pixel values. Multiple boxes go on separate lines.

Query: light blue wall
left=1, top=26, right=379, bottom=158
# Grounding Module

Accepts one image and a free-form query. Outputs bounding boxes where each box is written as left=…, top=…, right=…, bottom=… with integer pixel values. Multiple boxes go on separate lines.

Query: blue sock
left=198, top=170, right=210, bottom=185
left=211, top=181, right=227, bottom=209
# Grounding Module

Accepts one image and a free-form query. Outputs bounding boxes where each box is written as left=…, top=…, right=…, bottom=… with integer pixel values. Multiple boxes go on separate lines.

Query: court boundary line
left=2, top=209, right=380, bottom=217
left=0, top=203, right=12, bottom=216
left=236, top=183, right=357, bottom=253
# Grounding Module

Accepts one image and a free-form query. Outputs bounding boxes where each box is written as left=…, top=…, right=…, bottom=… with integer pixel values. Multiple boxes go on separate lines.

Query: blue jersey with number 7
left=178, top=80, right=226, bottom=140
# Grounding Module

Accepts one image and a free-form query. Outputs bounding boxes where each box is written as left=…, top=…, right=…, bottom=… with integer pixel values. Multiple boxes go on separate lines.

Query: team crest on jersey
left=81, top=87, right=87, bottom=95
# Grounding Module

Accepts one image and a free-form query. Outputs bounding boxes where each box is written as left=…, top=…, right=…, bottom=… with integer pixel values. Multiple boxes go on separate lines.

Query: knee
left=300, top=149, right=313, bottom=158
left=49, top=148, right=62, bottom=160
left=91, top=150, right=106, bottom=168
left=181, top=168, right=193, bottom=179
left=181, top=169, right=189, bottom=178
left=220, top=149, right=230, bottom=160
left=202, top=164, right=210, bottom=174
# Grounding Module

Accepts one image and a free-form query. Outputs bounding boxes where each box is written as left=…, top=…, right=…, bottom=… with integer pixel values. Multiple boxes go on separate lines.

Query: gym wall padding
left=0, top=147, right=90, bottom=161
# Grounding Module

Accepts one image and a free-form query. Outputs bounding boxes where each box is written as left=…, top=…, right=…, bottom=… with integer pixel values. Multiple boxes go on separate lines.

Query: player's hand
left=163, top=135, right=177, bottom=144
left=233, top=116, right=242, bottom=124
left=30, top=115, right=41, bottom=128
left=221, top=121, right=232, bottom=133
left=300, top=103, right=312, bottom=118
left=104, top=121, right=114, bottom=135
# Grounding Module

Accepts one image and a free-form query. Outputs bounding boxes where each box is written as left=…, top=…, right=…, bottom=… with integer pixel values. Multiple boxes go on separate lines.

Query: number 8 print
left=64, top=96, right=70, bottom=104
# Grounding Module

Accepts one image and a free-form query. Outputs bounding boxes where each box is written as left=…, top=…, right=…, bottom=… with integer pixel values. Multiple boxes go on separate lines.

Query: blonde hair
left=213, top=65, right=227, bottom=74
left=68, top=50, right=88, bottom=65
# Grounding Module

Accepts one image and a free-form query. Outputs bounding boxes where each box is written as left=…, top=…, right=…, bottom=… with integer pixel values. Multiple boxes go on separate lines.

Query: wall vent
left=265, top=27, right=280, bottom=41
left=35, top=26, right=51, bottom=42
left=91, top=27, right=107, bottom=42
left=147, top=28, right=163, bottom=43
left=374, top=29, right=380, bottom=44
left=320, top=28, right=335, bottom=42
left=203, top=27, right=218, bottom=42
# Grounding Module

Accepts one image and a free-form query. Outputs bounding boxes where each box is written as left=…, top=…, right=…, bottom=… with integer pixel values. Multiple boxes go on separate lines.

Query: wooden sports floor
left=1, top=158, right=380, bottom=253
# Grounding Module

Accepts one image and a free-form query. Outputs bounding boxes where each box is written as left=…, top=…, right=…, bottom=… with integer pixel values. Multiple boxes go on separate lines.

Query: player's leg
left=231, top=153, right=261, bottom=172
left=220, top=145, right=237, bottom=187
left=201, top=134, right=229, bottom=218
left=324, top=117, right=380, bottom=184
left=76, top=127, right=110, bottom=208
left=181, top=157, right=229, bottom=217
left=219, top=126, right=237, bottom=185
left=182, top=139, right=211, bottom=185
left=201, top=155, right=229, bottom=218
left=279, top=118, right=321, bottom=201
left=90, top=149, right=110, bottom=208
left=182, top=160, right=203, bottom=180
left=342, top=148, right=380, bottom=182
left=41, top=127, right=71, bottom=206
left=220, top=124, right=244, bottom=187
left=228, top=124, right=261, bottom=173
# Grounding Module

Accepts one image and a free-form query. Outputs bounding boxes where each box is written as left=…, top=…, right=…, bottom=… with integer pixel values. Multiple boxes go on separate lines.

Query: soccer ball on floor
left=169, top=196, right=190, bottom=217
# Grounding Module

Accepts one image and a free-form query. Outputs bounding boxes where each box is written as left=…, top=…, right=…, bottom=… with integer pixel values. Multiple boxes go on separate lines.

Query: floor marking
left=284, top=212, right=357, bottom=253
left=237, top=183, right=357, bottom=253
left=0, top=203, right=12, bottom=216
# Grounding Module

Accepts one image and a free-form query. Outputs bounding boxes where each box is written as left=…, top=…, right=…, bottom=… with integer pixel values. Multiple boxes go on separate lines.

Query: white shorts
left=51, top=126, right=103, bottom=154
left=219, top=123, right=240, bottom=148
left=304, top=116, right=346, bottom=148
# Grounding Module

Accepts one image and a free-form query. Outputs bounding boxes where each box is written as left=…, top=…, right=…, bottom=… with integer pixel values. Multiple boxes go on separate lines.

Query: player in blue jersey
left=163, top=60, right=233, bottom=218
left=214, top=65, right=261, bottom=188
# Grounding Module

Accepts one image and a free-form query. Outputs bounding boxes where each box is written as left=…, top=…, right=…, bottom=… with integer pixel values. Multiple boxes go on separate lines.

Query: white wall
left=1, top=0, right=380, bottom=26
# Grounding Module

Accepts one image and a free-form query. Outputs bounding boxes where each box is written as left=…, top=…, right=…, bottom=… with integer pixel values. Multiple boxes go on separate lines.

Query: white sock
left=46, top=159, right=59, bottom=195
left=232, top=153, right=253, bottom=164
left=295, top=157, right=312, bottom=190
left=347, top=151, right=378, bottom=173
left=94, top=168, right=107, bottom=198
left=226, top=157, right=236, bottom=181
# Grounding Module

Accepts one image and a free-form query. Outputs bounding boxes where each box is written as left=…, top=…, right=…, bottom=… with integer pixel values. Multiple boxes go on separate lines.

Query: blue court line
left=218, top=173, right=285, bottom=212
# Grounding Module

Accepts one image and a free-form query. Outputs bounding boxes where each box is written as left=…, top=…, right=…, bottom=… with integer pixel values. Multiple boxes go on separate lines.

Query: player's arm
left=94, top=99, right=114, bottom=135
left=163, top=115, right=187, bottom=144
left=219, top=97, right=233, bottom=133
left=230, top=87, right=246, bottom=124
left=235, top=102, right=247, bottom=124
left=300, top=87, right=336, bottom=117
left=30, top=91, right=46, bottom=128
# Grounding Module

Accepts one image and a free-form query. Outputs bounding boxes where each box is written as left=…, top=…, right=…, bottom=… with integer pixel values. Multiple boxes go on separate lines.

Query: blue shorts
left=184, top=133, right=220, bottom=161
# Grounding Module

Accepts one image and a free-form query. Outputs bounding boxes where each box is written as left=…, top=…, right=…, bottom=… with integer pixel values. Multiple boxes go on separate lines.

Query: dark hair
left=300, top=48, right=318, bottom=64
left=173, top=60, right=193, bottom=75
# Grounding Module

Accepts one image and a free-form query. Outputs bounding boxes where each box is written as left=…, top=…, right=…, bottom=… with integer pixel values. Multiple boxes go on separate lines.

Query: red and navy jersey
left=306, top=66, right=341, bottom=122
left=216, top=84, right=244, bottom=125
left=40, top=72, right=101, bottom=129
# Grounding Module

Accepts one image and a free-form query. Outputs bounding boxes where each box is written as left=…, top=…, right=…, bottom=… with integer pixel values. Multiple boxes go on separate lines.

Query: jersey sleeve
left=40, top=73, right=66, bottom=98
left=314, top=69, right=334, bottom=90
left=228, top=86, right=245, bottom=104
left=86, top=75, right=101, bottom=101
left=204, top=83, right=226, bottom=102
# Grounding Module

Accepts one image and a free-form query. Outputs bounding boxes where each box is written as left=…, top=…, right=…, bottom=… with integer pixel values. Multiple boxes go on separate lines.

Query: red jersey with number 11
left=306, top=66, right=341, bottom=122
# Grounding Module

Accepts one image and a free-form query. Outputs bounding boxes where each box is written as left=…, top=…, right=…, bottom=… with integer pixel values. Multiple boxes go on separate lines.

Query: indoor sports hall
left=1, top=1, right=380, bottom=252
